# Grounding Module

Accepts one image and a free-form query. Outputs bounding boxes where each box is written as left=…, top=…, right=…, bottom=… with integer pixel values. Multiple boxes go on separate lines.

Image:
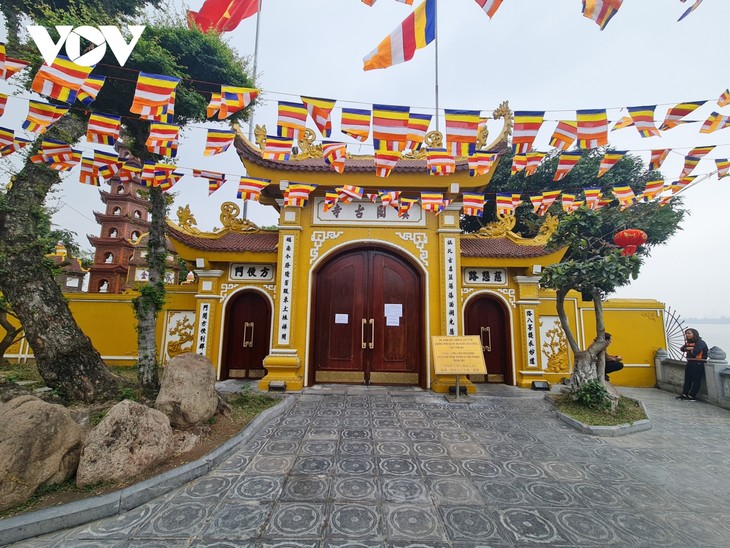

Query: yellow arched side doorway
left=309, top=245, right=425, bottom=387
left=464, top=293, right=513, bottom=384
left=221, top=289, right=271, bottom=380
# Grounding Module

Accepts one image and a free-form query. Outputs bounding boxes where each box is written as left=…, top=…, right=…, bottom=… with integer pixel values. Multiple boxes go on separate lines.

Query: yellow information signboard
left=432, top=336, right=487, bottom=375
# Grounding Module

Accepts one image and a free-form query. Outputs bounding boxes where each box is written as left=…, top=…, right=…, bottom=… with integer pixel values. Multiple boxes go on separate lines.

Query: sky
left=1, top=0, right=729, bottom=320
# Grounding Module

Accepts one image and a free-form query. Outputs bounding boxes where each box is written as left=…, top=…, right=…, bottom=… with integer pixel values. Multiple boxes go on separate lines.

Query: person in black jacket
left=677, top=328, right=709, bottom=401
left=604, top=333, right=624, bottom=382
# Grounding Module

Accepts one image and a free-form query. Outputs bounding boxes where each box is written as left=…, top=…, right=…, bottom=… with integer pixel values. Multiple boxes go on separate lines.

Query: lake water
left=690, top=323, right=730, bottom=355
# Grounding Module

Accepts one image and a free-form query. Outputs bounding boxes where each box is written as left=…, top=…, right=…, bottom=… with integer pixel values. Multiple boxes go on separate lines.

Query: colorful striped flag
left=284, top=183, right=317, bottom=207
left=611, top=115, right=634, bottom=131
left=277, top=101, right=308, bottom=139
left=204, top=129, right=236, bottom=156
left=374, top=150, right=401, bottom=177
left=581, top=0, right=623, bottom=30
left=220, top=85, right=258, bottom=118
left=715, top=159, right=730, bottom=179
left=207, top=92, right=221, bottom=119
left=597, top=151, right=625, bottom=177
left=511, top=154, right=527, bottom=175
left=336, top=185, right=364, bottom=204
left=138, top=161, right=156, bottom=186
left=583, top=187, right=602, bottom=209
left=262, top=135, right=293, bottom=161
left=640, top=180, right=666, bottom=201
left=117, top=162, right=142, bottom=183
left=79, top=157, right=100, bottom=186
left=659, top=100, right=705, bottom=131
left=462, top=192, right=485, bottom=216
left=237, top=177, right=270, bottom=201
left=444, top=109, right=480, bottom=157
left=398, top=196, right=418, bottom=218
left=467, top=151, right=497, bottom=177
left=193, top=169, right=226, bottom=195
left=363, top=0, right=436, bottom=71
left=323, top=191, right=339, bottom=213
left=379, top=190, right=401, bottom=208
left=421, top=192, right=445, bottom=213
left=0, top=93, right=6, bottom=117
left=426, top=148, right=455, bottom=175
left=302, top=96, right=336, bottom=138
left=322, top=141, right=348, bottom=174
left=549, top=121, right=578, bottom=151
left=87, top=113, right=121, bottom=146
left=553, top=153, right=582, bottom=181
left=539, top=190, right=562, bottom=215
left=688, top=145, right=715, bottom=158
left=157, top=168, right=184, bottom=192
left=474, top=0, right=504, bottom=18
left=405, top=112, right=432, bottom=151
left=31, top=55, right=93, bottom=103
left=678, top=0, right=703, bottom=22
left=0, top=126, right=13, bottom=149
left=0, top=137, right=31, bottom=157
left=30, top=139, right=81, bottom=171
left=0, top=43, right=5, bottom=80
left=577, top=109, right=608, bottom=149
left=529, top=194, right=544, bottom=215
left=341, top=108, right=371, bottom=142
left=679, top=156, right=701, bottom=178
left=130, top=72, right=180, bottom=114
left=512, top=111, right=544, bottom=155
left=92, top=150, right=122, bottom=180
left=2, top=57, right=30, bottom=80
left=372, top=104, right=410, bottom=151
left=23, top=101, right=68, bottom=134
left=76, top=74, right=106, bottom=106
left=700, top=112, right=730, bottom=134
left=561, top=194, right=576, bottom=213
left=612, top=185, right=636, bottom=209
left=525, top=151, right=546, bottom=176
left=145, top=123, right=180, bottom=157
left=718, top=89, right=730, bottom=108
left=649, top=149, right=670, bottom=171
left=496, top=193, right=519, bottom=215
left=627, top=105, right=660, bottom=138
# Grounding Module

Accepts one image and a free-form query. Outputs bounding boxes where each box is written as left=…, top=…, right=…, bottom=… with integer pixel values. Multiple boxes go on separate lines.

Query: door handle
left=480, top=326, right=491, bottom=352
left=361, top=318, right=367, bottom=349
left=369, top=319, right=375, bottom=349
left=243, top=322, right=254, bottom=347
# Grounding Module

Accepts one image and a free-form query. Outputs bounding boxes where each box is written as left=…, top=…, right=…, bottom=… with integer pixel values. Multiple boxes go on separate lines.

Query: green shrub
left=571, top=379, right=610, bottom=411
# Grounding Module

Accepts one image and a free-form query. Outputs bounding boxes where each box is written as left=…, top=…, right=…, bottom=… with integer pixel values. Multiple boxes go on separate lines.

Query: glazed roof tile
left=460, top=237, right=552, bottom=258
left=167, top=224, right=279, bottom=253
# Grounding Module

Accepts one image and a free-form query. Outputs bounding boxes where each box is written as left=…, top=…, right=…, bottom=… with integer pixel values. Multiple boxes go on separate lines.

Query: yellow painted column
left=514, top=274, right=546, bottom=388
left=192, top=268, right=224, bottom=374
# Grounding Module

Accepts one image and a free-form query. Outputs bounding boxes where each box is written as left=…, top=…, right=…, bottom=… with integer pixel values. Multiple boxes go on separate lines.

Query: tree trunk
left=133, top=186, right=166, bottom=398
left=0, top=117, right=122, bottom=401
left=592, top=293, right=619, bottom=412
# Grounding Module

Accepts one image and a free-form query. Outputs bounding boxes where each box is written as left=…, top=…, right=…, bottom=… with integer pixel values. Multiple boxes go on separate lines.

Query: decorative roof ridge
left=469, top=213, right=559, bottom=247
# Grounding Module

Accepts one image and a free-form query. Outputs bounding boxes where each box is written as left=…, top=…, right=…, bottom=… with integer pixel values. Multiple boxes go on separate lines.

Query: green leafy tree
left=0, top=1, right=254, bottom=400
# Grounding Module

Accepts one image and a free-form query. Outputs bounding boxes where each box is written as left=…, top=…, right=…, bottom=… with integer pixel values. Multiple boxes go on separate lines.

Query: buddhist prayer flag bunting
left=659, top=100, right=705, bottom=131
left=157, top=168, right=184, bottom=192
left=688, top=145, right=715, bottom=159
left=262, top=135, right=293, bottom=161
left=118, top=162, right=142, bottom=182
left=135, top=89, right=175, bottom=123
left=207, top=93, right=221, bottom=119
left=0, top=93, right=6, bottom=117
left=340, top=108, right=371, bottom=142
left=0, top=43, right=4, bottom=80
left=79, top=157, right=99, bottom=186
left=284, top=183, right=317, bottom=207
left=365, top=193, right=379, bottom=203
left=583, top=187, right=602, bottom=209
left=374, top=150, right=401, bottom=177
left=597, top=151, right=625, bottom=177
left=336, top=185, right=364, bottom=204
left=322, top=141, right=348, bottom=174
left=679, top=156, right=701, bottom=178
left=421, top=192, right=445, bottom=213
left=700, top=112, right=730, bottom=134
left=218, top=85, right=258, bottom=119
left=76, top=74, right=106, bottom=106
left=188, top=0, right=258, bottom=32
left=323, top=191, right=339, bottom=213
left=553, top=152, right=582, bottom=181
left=496, top=193, right=518, bottom=215
left=192, top=169, right=226, bottom=195
left=150, top=163, right=175, bottom=188
left=674, top=176, right=697, bottom=193
left=611, top=115, right=634, bottom=131
left=0, top=127, right=13, bottom=149
left=405, top=112, right=432, bottom=151
left=549, top=121, right=578, bottom=151
left=277, top=101, right=308, bottom=139
left=87, top=113, right=121, bottom=146
left=525, top=151, right=546, bottom=176
left=468, top=151, right=497, bottom=177
left=612, top=185, right=636, bottom=209
left=372, top=104, right=410, bottom=151
left=237, top=177, right=270, bottom=201
left=640, top=180, right=666, bottom=201
left=649, top=148, right=670, bottom=171
left=23, top=101, right=68, bottom=133
left=581, top=0, right=623, bottom=30
left=2, top=57, right=30, bottom=80
left=139, top=161, right=156, bottom=186
left=444, top=109, right=480, bottom=157
left=715, top=159, right=730, bottom=178
left=0, top=137, right=32, bottom=157
left=512, top=111, right=544, bottom=155
left=511, top=154, right=527, bottom=175
left=718, top=89, right=730, bottom=108
left=462, top=192, right=485, bottom=216
left=627, top=105, right=660, bottom=137
left=529, top=194, right=544, bottom=215
left=30, top=55, right=94, bottom=104
left=379, top=190, right=401, bottom=207
left=474, top=0, right=504, bottom=18
left=301, top=96, right=336, bottom=138
left=427, top=148, right=455, bottom=175
left=363, top=0, right=436, bottom=71
left=561, top=194, right=576, bottom=213
left=678, top=0, right=703, bottom=22
left=577, top=109, right=608, bottom=149
left=30, top=139, right=82, bottom=171
left=92, top=150, right=122, bottom=180
left=204, top=129, right=236, bottom=156
left=398, top=196, right=418, bottom=218
left=145, top=123, right=180, bottom=157
left=130, top=72, right=180, bottom=117
left=541, top=191, right=563, bottom=214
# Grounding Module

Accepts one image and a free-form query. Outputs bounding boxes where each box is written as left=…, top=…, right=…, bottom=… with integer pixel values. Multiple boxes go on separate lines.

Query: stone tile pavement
left=8, top=385, right=730, bottom=547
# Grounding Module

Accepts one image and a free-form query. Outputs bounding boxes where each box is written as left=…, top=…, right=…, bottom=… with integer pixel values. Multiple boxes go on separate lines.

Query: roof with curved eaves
left=460, top=237, right=554, bottom=258
left=167, top=224, right=279, bottom=253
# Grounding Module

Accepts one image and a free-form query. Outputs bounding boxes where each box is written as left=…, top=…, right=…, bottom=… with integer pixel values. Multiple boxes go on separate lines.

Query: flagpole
left=434, top=0, right=440, bottom=133
left=245, top=0, right=263, bottom=220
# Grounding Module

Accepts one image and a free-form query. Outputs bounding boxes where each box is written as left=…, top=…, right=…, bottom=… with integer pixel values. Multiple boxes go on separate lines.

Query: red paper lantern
left=613, top=229, right=648, bottom=256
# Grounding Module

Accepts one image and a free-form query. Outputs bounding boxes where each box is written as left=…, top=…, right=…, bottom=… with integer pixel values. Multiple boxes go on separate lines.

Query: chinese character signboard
left=229, top=263, right=274, bottom=282
left=277, top=235, right=295, bottom=345
left=444, top=237, right=458, bottom=336
left=463, top=268, right=507, bottom=286
left=524, top=308, right=539, bottom=368
left=197, top=302, right=210, bottom=356
left=313, top=198, right=426, bottom=226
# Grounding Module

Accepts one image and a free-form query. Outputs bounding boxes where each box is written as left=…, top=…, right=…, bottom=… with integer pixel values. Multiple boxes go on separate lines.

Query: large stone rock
left=155, top=353, right=218, bottom=428
left=76, top=400, right=173, bottom=488
left=0, top=396, right=83, bottom=512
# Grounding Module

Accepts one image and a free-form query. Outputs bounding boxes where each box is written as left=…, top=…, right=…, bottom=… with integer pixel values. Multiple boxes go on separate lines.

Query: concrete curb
left=544, top=393, right=652, bottom=437
left=0, top=395, right=295, bottom=546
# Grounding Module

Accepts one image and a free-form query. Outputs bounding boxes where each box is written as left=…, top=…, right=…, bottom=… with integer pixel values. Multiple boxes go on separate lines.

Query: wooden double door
left=311, top=247, right=423, bottom=386
left=464, top=295, right=512, bottom=384
left=222, top=291, right=271, bottom=380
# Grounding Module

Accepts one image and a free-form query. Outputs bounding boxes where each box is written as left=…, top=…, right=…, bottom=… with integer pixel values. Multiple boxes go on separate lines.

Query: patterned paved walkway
left=13, top=386, right=730, bottom=547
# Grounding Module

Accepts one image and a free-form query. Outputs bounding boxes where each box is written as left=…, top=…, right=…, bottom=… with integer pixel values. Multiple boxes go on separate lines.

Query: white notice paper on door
left=386, top=316, right=400, bottom=327
left=335, top=314, right=349, bottom=324
left=384, top=303, right=402, bottom=317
